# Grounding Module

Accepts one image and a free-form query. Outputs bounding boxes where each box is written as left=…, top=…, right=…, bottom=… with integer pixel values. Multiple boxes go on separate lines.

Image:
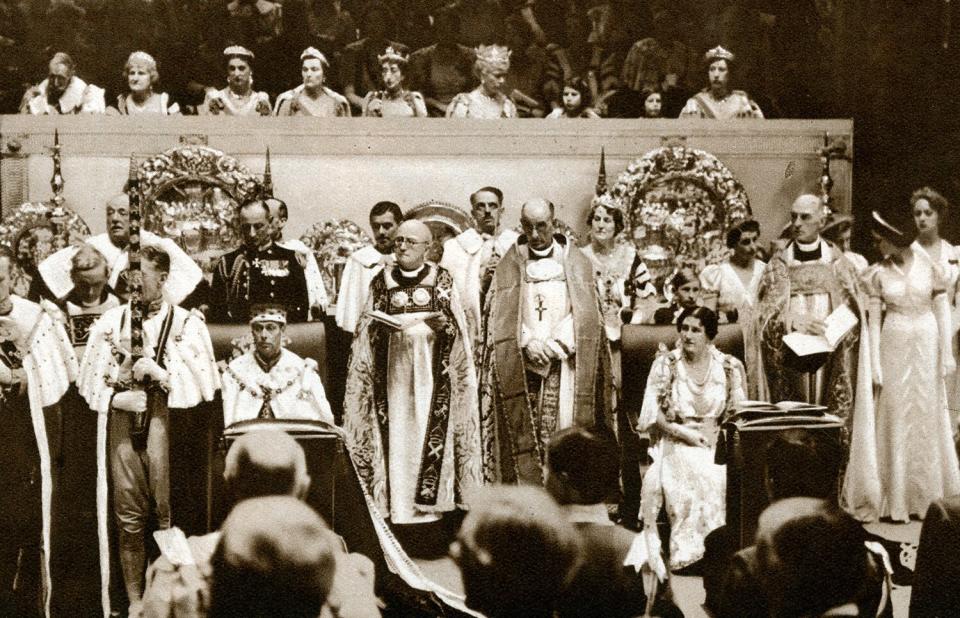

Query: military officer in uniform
left=208, top=199, right=310, bottom=323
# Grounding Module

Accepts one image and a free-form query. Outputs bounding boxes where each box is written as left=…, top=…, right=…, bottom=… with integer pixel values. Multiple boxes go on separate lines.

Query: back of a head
left=757, top=497, right=869, bottom=617
left=547, top=427, right=619, bottom=505
left=224, top=428, right=310, bottom=503
left=456, top=485, right=581, bottom=618
left=210, top=496, right=337, bottom=618
left=763, top=429, right=841, bottom=502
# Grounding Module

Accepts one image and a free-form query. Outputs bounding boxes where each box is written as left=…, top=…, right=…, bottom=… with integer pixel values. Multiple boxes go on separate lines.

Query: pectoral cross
left=534, top=294, right=547, bottom=321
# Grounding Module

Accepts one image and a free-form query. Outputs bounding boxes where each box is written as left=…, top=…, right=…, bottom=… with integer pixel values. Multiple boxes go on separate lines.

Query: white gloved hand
left=112, top=390, right=147, bottom=413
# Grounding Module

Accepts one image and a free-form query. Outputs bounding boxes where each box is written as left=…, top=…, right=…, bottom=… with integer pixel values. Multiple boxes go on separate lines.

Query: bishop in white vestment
left=343, top=220, right=482, bottom=524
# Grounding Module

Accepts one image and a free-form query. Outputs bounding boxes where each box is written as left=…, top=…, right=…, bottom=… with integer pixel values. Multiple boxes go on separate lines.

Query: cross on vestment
left=534, top=294, right=547, bottom=321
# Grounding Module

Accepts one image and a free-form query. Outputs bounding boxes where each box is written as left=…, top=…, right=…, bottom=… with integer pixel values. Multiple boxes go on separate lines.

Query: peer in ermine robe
left=478, top=199, right=614, bottom=486
left=0, top=252, right=77, bottom=616
left=343, top=220, right=482, bottom=524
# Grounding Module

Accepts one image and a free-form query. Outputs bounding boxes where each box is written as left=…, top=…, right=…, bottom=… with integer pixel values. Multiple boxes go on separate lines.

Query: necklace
left=682, top=354, right=712, bottom=388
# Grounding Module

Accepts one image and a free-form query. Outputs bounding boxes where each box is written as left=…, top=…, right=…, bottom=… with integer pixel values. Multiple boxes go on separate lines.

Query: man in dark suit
left=910, top=494, right=960, bottom=617
left=545, top=427, right=682, bottom=618
left=208, top=198, right=310, bottom=323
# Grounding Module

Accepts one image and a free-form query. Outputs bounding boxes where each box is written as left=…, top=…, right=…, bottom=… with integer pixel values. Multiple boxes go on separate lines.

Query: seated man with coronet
left=222, top=304, right=333, bottom=426
left=208, top=198, right=311, bottom=323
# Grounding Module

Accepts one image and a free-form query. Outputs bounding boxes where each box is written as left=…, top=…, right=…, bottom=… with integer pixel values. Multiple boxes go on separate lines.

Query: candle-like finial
left=262, top=147, right=274, bottom=198
left=595, top=147, right=607, bottom=196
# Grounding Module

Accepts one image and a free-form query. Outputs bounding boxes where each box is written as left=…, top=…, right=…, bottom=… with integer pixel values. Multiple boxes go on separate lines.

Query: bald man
left=141, top=430, right=378, bottom=618
left=344, top=219, right=482, bottom=525
left=752, top=195, right=870, bottom=435
left=479, top=199, right=614, bottom=485
left=38, top=193, right=203, bottom=305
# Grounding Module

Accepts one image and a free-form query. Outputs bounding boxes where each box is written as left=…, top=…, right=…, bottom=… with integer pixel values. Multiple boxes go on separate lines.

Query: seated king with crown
left=221, top=304, right=333, bottom=427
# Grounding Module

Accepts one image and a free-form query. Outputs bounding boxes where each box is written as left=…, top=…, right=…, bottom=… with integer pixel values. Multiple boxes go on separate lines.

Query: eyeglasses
left=394, top=237, right=428, bottom=247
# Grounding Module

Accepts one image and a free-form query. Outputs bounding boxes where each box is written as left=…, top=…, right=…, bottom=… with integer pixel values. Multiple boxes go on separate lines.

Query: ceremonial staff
left=126, top=156, right=150, bottom=449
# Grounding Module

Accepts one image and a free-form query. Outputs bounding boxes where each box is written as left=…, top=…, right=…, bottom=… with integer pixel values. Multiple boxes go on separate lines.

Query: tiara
left=591, top=192, right=623, bottom=213
left=704, top=45, right=734, bottom=63
left=127, top=51, right=156, bottom=69
left=300, top=47, right=329, bottom=66
left=475, top=45, right=512, bottom=71
left=224, top=45, right=255, bottom=61
left=377, top=46, right=408, bottom=64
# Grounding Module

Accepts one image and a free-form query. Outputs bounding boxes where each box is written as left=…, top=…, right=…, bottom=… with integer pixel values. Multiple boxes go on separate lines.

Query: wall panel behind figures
left=1, top=116, right=851, bottom=247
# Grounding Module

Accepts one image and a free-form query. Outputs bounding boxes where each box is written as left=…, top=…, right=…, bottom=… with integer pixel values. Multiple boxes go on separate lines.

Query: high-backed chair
left=618, top=323, right=744, bottom=526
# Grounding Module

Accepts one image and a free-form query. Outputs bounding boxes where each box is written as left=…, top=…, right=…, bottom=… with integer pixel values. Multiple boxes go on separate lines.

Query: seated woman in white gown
left=638, top=306, right=747, bottom=571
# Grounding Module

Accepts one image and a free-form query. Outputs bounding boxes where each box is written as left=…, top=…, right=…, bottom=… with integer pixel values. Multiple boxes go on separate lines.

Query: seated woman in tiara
left=274, top=48, right=351, bottom=117
left=362, top=46, right=428, bottom=117
left=108, top=51, right=179, bottom=115
left=200, top=46, right=271, bottom=116
left=446, top=45, right=518, bottom=119
left=679, top=46, right=763, bottom=120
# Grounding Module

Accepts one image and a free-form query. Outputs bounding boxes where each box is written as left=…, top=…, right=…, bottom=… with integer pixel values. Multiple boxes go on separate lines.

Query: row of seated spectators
left=183, top=424, right=912, bottom=617
left=0, top=0, right=830, bottom=117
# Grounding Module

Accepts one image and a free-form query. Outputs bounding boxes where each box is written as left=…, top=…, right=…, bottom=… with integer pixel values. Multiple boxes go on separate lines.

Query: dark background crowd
left=1, top=0, right=960, bottom=248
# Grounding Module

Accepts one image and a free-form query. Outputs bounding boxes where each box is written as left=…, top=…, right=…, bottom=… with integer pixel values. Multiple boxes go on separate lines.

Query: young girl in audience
left=546, top=76, right=600, bottom=118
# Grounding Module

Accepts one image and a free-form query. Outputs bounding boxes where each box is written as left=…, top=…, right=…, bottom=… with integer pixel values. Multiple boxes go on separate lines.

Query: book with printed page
left=367, top=310, right=442, bottom=330
left=782, top=303, right=859, bottom=356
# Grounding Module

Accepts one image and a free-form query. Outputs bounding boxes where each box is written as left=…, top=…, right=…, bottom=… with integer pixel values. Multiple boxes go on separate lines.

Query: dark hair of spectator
left=562, top=76, right=593, bottom=109
left=455, top=486, right=581, bottom=618
left=760, top=502, right=870, bottom=617
left=470, top=186, right=503, bottom=207
left=547, top=427, right=619, bottom=504
left=676, top=305, right=719, bottom=340
left=763, top=429, right=841, bottom=502
left=910, top=186, right=949, bottom=217
left=586, top=202, right=624, bottom=235
left=209, top=499, right=335, bottom=618
left=668, top=267, right=698, bottom=292
left=359, top=1, right=394, bottom=34
left=369, top=200, right=403, bottom=222
left=726, top=219, right=760, bottom=249
left=142, top=245, right=171, bottom=274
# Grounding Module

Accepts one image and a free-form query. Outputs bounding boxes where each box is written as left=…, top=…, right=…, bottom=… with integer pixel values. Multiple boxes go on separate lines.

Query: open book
left=367, top=310, right=442, bottom=331
left=782, top=304, right=858, bottom=357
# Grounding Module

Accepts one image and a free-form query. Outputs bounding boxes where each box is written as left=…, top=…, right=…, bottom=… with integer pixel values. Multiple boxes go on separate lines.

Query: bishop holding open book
left=343, top=219, right=483, bottom=525
left=751, top=194, right=872, bottom=437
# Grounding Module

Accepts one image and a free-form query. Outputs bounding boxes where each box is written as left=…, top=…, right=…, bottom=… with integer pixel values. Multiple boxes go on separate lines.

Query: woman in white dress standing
left=865, top=211, right=960, bottom=521
left=910, top=187, right=960, bottom=436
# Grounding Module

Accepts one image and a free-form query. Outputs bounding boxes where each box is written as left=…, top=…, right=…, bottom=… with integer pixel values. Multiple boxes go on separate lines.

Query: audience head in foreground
left=452, top=485, right=581, bottom=618
left=756, top=497, right=882, bottom=618
left=210, top=496, right=337, bottom=618
left=546, top=426, right=620, bottom=506
left=224, top=427, right=311, bottom=504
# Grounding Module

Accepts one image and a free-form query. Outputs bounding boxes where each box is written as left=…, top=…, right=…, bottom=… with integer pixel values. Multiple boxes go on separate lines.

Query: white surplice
left=335, top=245, right=391, bottom=334
left=222, top=348, right=333, bottom=427
left=440, top=227, right=519, bottom=343
left=521, top=242, right=576, bottom=430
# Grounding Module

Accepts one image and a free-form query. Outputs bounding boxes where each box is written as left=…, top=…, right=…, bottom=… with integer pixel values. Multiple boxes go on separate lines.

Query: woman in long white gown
left=638, top=306, right=747, bottom=571
left=866, top=211, right=960, bottom=521
left=909, top=187, right=960, bottom=434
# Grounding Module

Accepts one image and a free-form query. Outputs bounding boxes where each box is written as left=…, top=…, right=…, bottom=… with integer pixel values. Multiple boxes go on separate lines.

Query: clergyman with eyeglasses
left=343, top=219, right=483, bottom=525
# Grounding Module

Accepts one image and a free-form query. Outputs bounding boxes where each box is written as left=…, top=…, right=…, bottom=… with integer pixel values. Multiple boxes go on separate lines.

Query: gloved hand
left=133, top=358, right=168, bottom=383
left=112, top=390, right=147, bottom=413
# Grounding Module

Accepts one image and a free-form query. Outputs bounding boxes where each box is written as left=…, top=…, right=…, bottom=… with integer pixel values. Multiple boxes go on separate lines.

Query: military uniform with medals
left=208, top=242, right=310, bottom=323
